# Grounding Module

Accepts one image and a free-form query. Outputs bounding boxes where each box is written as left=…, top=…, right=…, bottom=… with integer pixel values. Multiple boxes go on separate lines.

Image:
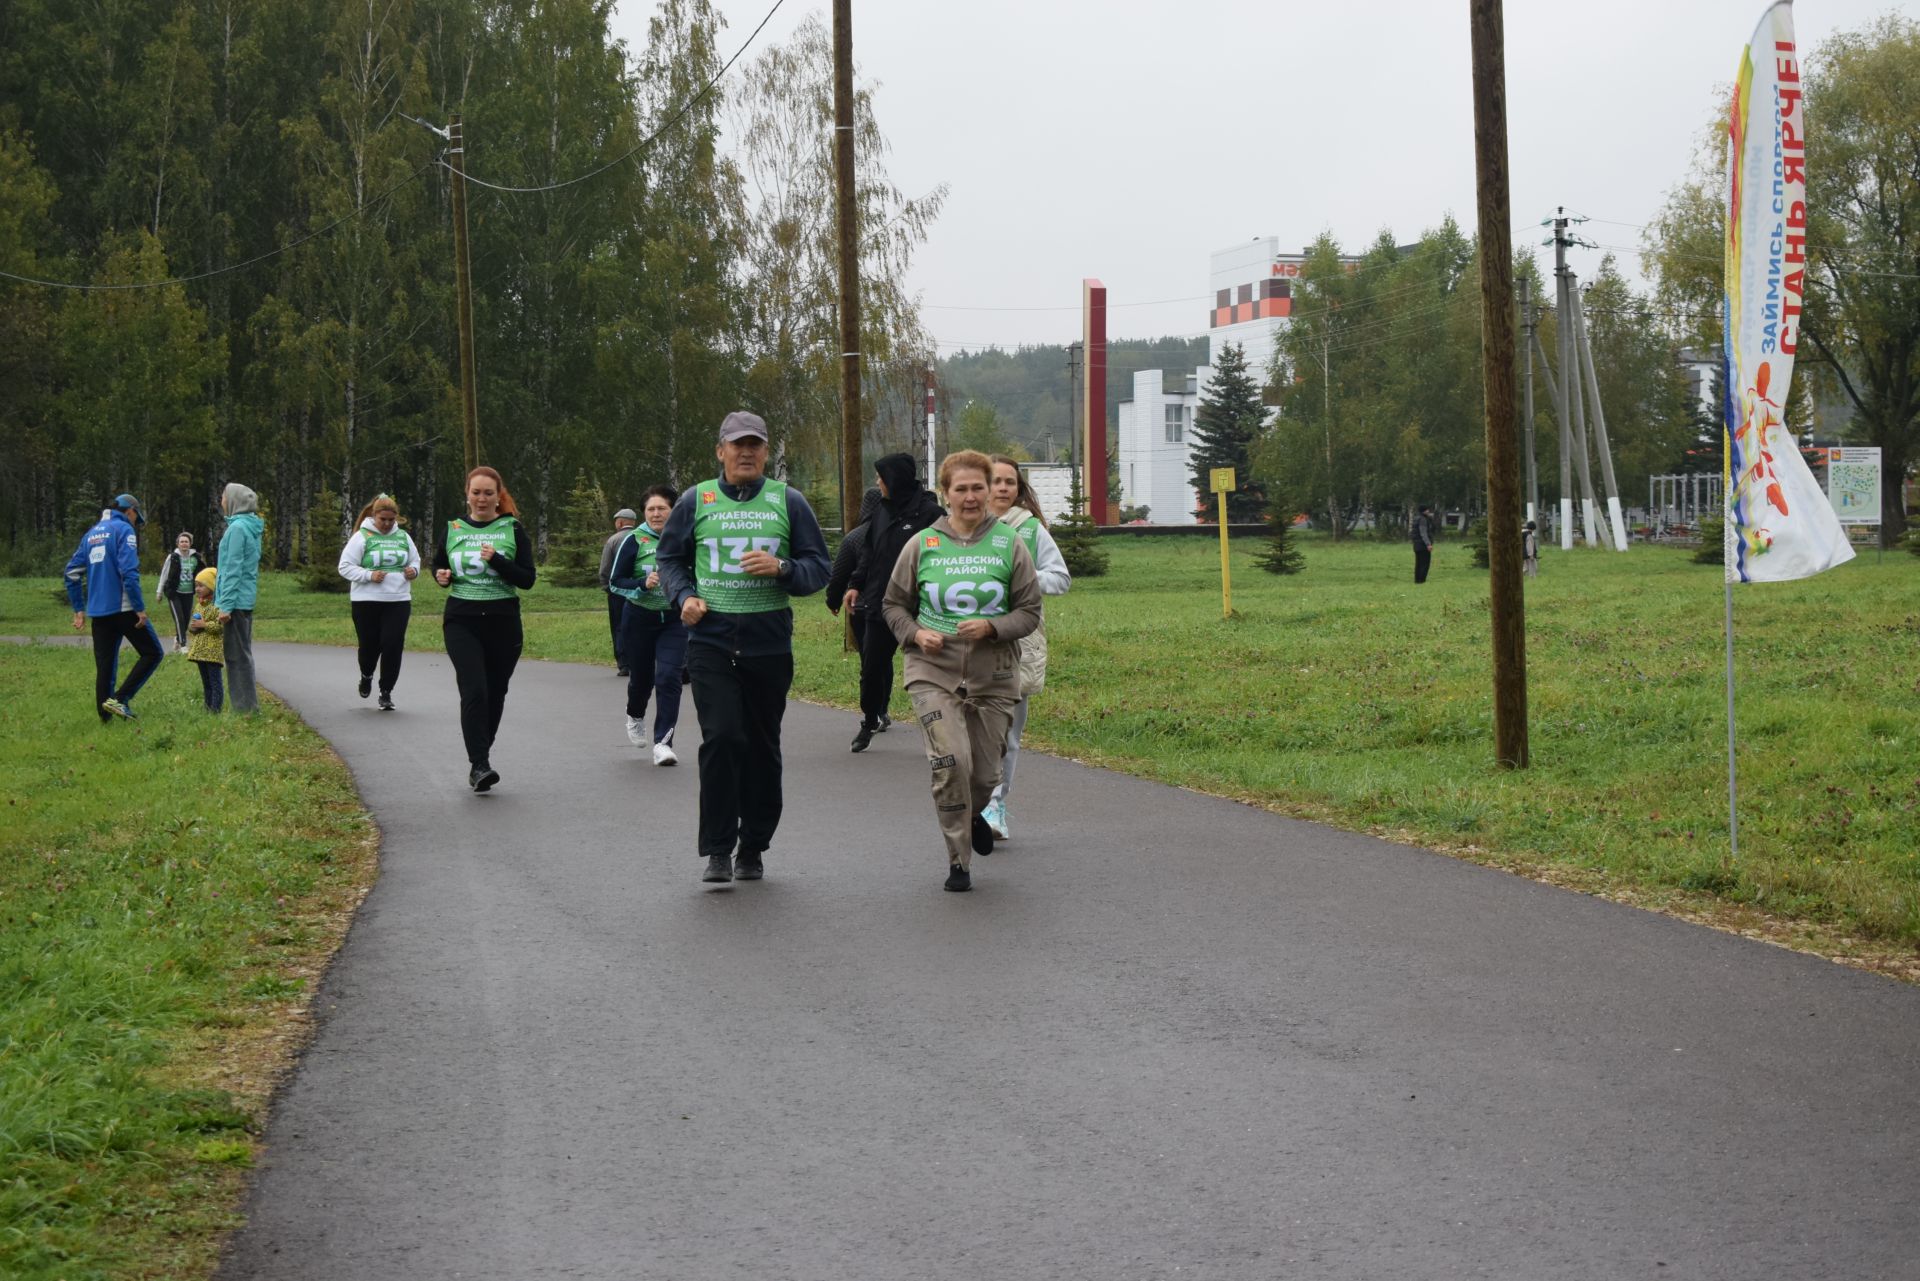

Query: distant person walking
left=881, top=450, right=1042, bottom=892
left=601, top=507, right=639, bottom=676
left=215, top=482, right=265, bottom=713
left=849, top=454, right=942, bottom=753
left=64, top=494, right=163, bottom=722
left=983, top=455, right=1072, bottom=841
left=433, top=466, right=537, bottom=792
left=826, top=486, right=883, bottom=729
left=656, top=411, right=831, bottom=884
left=338, top=494, right=421, bottom=711
left=609, top=486, right=687, bottom=765
left=158, top=530, right=205, bottom=653
left=186, top=568, right=225, bottom=711
left=1522, top=520, right=1540, bottom=579
left=1412, top=504, right=1437, bottom=585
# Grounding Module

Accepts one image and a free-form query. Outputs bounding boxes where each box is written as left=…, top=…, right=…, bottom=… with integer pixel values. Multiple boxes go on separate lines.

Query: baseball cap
left=113, top=493, right=145, bottom=526
left=613, top=507, right=638, bottom=523
left=718, top=411, right=768, bottom=443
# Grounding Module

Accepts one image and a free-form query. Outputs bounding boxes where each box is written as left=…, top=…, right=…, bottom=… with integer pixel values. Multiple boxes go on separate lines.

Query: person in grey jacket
left=881, top=449, right=1042, bottom=893
left=601, top=507, right=638, bottom=675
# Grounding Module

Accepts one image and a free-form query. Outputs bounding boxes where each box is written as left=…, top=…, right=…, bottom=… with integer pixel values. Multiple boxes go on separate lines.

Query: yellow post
left=1210, top=467, right=1236, bottom=619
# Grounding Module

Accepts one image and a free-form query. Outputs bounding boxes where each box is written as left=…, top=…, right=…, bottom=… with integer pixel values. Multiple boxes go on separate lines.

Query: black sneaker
left=850, top=718, right=876, bottom=753
left=944, top=863, right=972, bottom=892
left=358, top=674, right=372, bottom=699
left=734, top=850, right=764, bottom=881
left=378, top=691, right=395, bottom=711
left=877, top=713, right=892, bottom=732
left=469, top=764, right=499, bottom=792
left=971, top=812, right=995, bottom=857
left=617, top=667, right=630, bottom=678
left=702, top=852, right=733, bottom=883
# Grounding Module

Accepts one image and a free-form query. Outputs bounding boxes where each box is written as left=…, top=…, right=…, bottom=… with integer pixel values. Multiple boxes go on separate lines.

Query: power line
left=452, top=0, right=788, bottom=195
left=0, top=162, right=433, bottom=292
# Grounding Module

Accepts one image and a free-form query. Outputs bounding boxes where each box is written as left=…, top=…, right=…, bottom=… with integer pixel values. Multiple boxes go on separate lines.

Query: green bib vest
left=174, top=551, right=200, bottom=594
left=691, top=478, right=790, bottom=614
left=611, top=526, right=670, bottom=609
left=359, top=529, right=410, bottom=572
left=444, top=517, right=519, bottom=602
left=915, top=519, right=1018, bottom=635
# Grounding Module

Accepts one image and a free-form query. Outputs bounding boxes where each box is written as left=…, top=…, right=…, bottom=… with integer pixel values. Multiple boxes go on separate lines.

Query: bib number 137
left=702, top=536, right=781, bottom=574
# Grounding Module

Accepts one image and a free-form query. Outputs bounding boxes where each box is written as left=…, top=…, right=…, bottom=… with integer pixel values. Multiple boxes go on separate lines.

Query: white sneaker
left=652, top=740, right=678, bottom=766
left=625, top=715, right=646, bottom=747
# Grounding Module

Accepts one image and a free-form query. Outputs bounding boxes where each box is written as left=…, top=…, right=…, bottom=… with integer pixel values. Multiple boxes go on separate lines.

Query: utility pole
left=1321, top=330, right=1339, bottom=540
left=1550, top=208, right=1575, bottom=550
left=448, top=115, right=479, bottom=472
left=923, top=361, right=936, bottom=483
left=832, top=0, right=862, bottom=533
left=1470, top=0, right=1529, bottom=769
left=1572, top=284, right=1628, bottom=549
left=1066, top=342, right=1082, bottom=487
left=1518, top=277, right=1539, bottom=523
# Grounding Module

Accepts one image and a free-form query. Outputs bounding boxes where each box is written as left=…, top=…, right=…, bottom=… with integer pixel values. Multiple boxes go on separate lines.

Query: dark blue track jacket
left=65, top=509, right=148, bottom=617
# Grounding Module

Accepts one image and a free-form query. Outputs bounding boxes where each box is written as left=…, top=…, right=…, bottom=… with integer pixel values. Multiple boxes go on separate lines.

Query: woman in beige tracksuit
left=882, top=449, right=1042, bottom=892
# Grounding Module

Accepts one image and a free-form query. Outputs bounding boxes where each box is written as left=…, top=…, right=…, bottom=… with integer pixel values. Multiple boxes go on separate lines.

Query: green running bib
left=690, top=478, right=790, bottom=614
left=915, top=520, right=1017, bottom=636
left=360, top=529, right=410, bottom=572
left=611, top=526, right=670, bottom=609
left=445, top=517, right=518, bottom=602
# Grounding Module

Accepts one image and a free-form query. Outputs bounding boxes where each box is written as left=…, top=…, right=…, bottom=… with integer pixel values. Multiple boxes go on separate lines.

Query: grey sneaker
left=702, top=853, right=733, bottom=883
left=734, top=850, right=764, bottom=880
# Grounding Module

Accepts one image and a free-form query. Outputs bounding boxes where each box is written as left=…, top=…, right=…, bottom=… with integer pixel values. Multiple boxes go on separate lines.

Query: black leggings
left=167, top=593, right=193, bottom=648
left=91, top=611, right=163, bottom=720
left=352, top=600, right=412, bottom=693
left=442, top=608, right=522, bottom=768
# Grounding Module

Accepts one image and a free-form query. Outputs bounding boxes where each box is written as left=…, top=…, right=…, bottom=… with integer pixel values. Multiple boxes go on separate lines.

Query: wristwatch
left=776, top=557, right=789, bottom=577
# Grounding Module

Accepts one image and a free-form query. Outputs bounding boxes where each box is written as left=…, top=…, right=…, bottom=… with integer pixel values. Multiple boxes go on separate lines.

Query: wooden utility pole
left=1469, top=0, right=1529, bottom=769
left=448, top=114, right=480, bottom=473
left=832, top=0, right=862, bottom=531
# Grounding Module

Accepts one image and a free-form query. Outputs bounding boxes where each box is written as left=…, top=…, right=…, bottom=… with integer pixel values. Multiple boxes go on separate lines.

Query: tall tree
left=1188, top=342, right=1267, bottom=523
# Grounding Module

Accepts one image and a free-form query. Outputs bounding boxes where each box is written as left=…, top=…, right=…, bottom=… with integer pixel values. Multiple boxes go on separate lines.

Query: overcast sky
left=607, top=0, right=1912, bottom=352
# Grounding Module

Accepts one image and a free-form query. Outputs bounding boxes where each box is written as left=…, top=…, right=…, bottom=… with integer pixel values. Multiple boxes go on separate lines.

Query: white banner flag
left=1723, top=1, right=1854, bottom=582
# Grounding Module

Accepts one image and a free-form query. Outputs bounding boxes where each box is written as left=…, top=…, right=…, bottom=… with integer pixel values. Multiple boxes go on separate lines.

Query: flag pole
left=1722, top=577, right=1740, bottom=865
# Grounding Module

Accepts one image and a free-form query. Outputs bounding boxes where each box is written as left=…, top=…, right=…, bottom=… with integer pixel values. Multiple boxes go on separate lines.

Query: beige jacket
left=881, top=514, right=1042, bottom=696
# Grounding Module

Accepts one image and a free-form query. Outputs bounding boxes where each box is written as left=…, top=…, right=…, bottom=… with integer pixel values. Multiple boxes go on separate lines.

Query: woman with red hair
left=432, top=466, right=537, bottom=791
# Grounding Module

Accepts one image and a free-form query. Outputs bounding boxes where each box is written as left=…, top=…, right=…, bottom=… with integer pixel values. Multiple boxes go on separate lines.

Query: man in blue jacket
left=65, top=494, right=164, bottom=722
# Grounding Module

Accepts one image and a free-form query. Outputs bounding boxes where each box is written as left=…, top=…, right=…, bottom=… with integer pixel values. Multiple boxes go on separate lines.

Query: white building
left=1117, top=370, right=1200, bottom=524
left=1020, top=463, right=1074, bottom=526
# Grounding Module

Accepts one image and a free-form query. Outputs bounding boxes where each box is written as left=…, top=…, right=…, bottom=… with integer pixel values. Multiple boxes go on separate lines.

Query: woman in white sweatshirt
left=982, top=455, right=1072, bottom=841
left=337, top=494, right=421, bottom=710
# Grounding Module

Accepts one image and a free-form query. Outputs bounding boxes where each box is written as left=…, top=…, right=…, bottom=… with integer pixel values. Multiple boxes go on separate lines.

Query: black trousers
left=443, top=609, right=523, bottom=768
left=856, top=609, right=899, bottom=722
left=606, top=592, right=626, bottom=669
left=195, top=659, right=224, bottom=711
left=1413, top=545, right=1432, bottom=584
left=688, top=645, right=793, bottom=860
left=351, top=599, right=412, bottom=693
left=91, top=611, right=163, bottom=721
left=620, top=603, right=689, bottom=737
left=166, top=593, right=193, bottom=648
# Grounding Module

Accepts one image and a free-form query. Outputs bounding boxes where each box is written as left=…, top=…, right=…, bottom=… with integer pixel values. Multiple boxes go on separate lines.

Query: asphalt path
left=217, top=640, right=1920, bottom=1280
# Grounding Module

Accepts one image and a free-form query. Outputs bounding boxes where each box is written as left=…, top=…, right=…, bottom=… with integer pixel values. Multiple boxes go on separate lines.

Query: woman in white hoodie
left=337, top=494, right=421, bottom=710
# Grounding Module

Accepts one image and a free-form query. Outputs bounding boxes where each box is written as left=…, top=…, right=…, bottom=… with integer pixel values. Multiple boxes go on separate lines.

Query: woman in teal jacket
left=215, top=482, right=264, bottom=713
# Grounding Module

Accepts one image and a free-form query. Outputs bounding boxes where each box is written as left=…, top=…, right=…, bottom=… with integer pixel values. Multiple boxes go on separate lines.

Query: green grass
left=0, top=645, right=371, bottom=1281
left=5, top=535, right=1916, bottom=950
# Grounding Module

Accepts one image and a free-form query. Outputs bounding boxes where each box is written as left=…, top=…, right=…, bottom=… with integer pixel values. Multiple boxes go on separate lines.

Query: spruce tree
left=1053, top=469, right=1109, bottom=578
left=549, top=470, right=611, bottom=588
left=1188, top=342, right=1268, bottom=524
left=299, top=489, right=349, bottom=592
left=1253, top=495, right=1305, bottom=575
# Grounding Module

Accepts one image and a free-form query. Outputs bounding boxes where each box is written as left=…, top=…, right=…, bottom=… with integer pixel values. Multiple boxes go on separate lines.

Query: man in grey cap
left=600, top=506, right=639, bottom=675
left=656, top=411, right=832, bottom=884
left=64, top=493, right=164, bottom=721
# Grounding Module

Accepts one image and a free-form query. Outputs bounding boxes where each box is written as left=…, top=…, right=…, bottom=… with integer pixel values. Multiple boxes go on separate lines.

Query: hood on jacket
left=222, top=483, right=259, bottom=516
left=875, top=454, right=921, bottom=511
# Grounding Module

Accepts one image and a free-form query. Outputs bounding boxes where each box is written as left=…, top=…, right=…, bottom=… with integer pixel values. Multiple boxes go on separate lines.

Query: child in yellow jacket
left=186, top=568, right=224, bottom=711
